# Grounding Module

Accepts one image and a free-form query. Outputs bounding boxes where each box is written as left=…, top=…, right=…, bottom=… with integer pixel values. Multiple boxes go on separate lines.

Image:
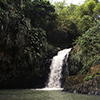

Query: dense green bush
left=0, top=1, right=48, bottom=80
left=69, top=20, right=100, bottom=74
left=23, top=0, right=57, bottom=45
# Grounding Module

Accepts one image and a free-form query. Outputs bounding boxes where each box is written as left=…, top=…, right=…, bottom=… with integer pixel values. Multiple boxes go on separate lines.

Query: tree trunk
left=21, top=0, right=23, bottom=10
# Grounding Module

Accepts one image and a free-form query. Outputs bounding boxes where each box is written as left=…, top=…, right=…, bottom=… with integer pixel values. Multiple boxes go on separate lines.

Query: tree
left=23, top=0, right=57, bottom=45
left=77, top=15, right=93, bottom=35
left=23, top=0, right=57, bottom=30
left=77, top=0, right=100, bottom=20
left=72, top=0, right=100, bottom=35
left=53, top=2, right=79, bottom=47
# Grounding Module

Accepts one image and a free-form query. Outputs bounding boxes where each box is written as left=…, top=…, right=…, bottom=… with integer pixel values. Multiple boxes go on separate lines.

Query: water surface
left=0, top=89, right=100, bottom=100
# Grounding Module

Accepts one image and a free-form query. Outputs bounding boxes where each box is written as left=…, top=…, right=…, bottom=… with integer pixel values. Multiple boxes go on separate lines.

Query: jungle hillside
left=0, top=0, right=100, bottom=88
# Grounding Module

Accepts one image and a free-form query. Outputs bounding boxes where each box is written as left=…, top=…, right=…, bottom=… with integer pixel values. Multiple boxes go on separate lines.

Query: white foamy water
left=33, top=87, right=63, bottom=91
left=32, top=48, right=71, bottom=91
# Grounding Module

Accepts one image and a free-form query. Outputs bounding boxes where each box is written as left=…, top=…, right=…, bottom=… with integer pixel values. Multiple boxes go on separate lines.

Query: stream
left=0, top=89, right=100, bottom=100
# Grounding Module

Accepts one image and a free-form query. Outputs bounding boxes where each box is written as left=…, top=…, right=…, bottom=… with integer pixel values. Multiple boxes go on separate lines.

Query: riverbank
left=63, top=75, right=100, bottom=95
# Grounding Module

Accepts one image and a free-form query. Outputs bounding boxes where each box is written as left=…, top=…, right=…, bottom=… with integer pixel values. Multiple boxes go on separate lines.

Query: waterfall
left=46, top=48, right=72, bottom=90
left=33, top=48, right=71, bottom=90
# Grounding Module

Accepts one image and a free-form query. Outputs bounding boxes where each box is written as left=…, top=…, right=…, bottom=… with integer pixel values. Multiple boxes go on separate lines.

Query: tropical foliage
left=52, top=0, right=100, bottom=75
left=69, top=20, right=100, bottom=74
left=0, top=0, right=100, bottom=87
left=0, top=0, right=51, bottom=83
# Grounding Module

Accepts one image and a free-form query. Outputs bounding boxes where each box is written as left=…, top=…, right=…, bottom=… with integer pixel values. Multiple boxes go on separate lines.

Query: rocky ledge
left=63, top=76, right=100, bottom=95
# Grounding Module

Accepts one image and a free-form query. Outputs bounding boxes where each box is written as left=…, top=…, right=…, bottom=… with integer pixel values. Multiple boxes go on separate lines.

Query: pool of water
left=0, top=89, right=100, bottom=100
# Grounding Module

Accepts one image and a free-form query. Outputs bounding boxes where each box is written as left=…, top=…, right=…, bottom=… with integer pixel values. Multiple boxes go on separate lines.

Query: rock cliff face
left=63, top=76, right=100, bottom=95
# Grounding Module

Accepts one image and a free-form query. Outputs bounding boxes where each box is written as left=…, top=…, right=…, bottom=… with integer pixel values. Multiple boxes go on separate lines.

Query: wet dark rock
left=61, top=53, right=70, bottom=88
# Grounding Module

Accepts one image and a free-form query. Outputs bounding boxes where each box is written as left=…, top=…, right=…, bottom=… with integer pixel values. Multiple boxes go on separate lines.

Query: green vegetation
left=53, top=0, right=100, bottom=75
left=0, top=0, right=55, bottom=85
left=83, top=72, right=100, bottom=81
left=0, top=0, right=100, bottom=88
left=69, top=20, right=100, bottom=75
left=83, top=74, right=94, bottom=81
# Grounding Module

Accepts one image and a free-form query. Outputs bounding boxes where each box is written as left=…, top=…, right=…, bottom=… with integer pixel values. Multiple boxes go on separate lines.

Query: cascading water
left=33, top=48, right=71, bottom=90
left=45, top=48, right=72, bottom=90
